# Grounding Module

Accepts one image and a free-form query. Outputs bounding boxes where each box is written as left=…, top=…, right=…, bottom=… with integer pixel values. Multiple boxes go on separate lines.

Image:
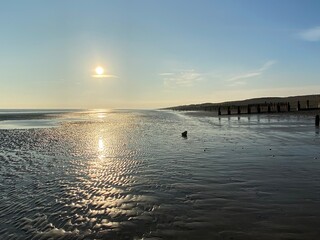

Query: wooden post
left=237, top=106, right=241, bottom=115
left=218, top=107, right=221, bottom=116
left=227, top=106, right=231, bottom=115
left=288, top=102, right=291, bottom=112
left=277, top=103, right=280, bottom=112
left=257, top=104, right=261, bottom=114
left=182, top=131, right=187, bottom=138
left=267, top=104, right=271, bottom=113
left=307, top=100, right=310, bottom=109
left=247, top=105, right=251, bottom=114
left=316, top=115, right=319, bottom=127
left=297, top=101, right=301, bottom=111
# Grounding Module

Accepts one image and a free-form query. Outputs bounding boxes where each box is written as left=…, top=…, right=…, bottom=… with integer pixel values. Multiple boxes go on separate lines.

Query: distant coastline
left=163, top=94, right=320, bottom=116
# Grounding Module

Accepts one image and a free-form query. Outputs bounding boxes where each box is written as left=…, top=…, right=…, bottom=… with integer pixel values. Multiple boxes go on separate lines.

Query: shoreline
left=172, top=109, right=320, bottom=118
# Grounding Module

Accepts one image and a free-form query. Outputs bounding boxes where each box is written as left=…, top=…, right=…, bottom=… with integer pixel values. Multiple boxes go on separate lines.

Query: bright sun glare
left=95, top=66, right=104, bottom=75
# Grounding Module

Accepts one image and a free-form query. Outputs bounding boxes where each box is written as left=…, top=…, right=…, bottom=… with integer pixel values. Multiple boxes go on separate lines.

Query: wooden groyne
left=169, top=99, right=320, bottom=116
left=217, top=102, right=292, bottom=115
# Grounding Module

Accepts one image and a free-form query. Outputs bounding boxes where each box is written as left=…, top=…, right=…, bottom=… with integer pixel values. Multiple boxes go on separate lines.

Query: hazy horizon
left=0, top=92, right=320, bottom=111
left=1, top=0, right=320, bottom=109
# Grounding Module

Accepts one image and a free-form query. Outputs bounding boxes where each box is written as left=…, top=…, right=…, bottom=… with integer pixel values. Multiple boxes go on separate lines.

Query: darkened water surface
left=1, top=110, right=320, bottom=239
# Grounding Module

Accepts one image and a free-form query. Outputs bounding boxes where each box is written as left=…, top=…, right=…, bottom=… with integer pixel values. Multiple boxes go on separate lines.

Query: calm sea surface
left=1, top=110, right=320, bottom=239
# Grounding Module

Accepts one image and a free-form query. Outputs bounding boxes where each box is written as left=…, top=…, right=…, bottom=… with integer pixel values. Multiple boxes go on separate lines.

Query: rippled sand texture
left=1, top=110, right=320, bottom=240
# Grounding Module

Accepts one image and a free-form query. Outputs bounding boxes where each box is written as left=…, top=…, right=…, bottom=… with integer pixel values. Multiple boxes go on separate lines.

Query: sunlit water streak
left=1, top=110, right=320, bottom=239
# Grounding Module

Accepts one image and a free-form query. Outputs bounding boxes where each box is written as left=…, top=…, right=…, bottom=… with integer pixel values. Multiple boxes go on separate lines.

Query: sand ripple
left=1, top=111, right=320, bottom=239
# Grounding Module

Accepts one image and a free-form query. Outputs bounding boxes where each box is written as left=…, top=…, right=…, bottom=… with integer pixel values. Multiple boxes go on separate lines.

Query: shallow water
left=1, top=110, right=320, bottom=239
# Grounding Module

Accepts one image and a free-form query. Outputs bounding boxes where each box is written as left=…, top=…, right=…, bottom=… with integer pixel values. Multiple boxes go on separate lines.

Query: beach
left=1, top=109, right=320, bottom=239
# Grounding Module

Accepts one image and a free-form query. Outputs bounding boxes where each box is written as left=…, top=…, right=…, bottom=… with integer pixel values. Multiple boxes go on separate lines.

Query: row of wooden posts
left=216, top=100, right=320, bottom=127
left=218, top=101, right=314, bottom=116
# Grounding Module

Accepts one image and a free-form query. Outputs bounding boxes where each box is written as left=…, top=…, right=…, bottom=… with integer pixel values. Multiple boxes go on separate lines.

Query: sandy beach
left=2, top=0, right=320, bottom=239
left=1, top=109, right=320, bottom=239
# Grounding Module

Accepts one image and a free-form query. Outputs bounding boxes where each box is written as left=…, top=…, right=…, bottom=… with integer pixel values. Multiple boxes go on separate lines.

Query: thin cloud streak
left=227, top=60, right=276, bottom=85
left=92, top=74, right=118, bottom=78
left=298, top=26, right=320, bottom=41
left=161, top=69, right=204, bottom=89
left=159, top=73, right=174, bottom=76
left=227, top=81, right=247, bottom=87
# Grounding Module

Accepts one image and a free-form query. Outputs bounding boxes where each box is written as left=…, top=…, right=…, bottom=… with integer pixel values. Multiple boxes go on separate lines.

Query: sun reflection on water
left=98, top=136, right=104, bottom=150
left=51, top=112, right=160, bottom=239
left=97, top=113, right=106, bottom=119
left=98, top=136, right=105, bottom=159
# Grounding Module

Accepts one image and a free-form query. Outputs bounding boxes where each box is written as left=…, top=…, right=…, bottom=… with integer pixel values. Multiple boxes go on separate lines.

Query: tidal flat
left=1, top=110, right=320, bottom=239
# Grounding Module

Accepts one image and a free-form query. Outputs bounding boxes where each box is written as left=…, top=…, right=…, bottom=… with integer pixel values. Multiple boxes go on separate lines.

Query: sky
left=0, top=0, right=320, bottom=109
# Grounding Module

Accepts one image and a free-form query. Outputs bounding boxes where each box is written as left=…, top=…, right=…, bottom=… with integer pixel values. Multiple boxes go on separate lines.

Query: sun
left=95, top=66, right=104, bottom=75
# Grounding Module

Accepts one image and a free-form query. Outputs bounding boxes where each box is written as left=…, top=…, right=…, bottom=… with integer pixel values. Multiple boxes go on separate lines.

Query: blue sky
left=0, top=0, right=320, bottom=109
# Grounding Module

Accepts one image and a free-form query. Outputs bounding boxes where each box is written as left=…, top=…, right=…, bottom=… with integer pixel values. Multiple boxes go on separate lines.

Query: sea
left=0, top=109, right=320, bottom=240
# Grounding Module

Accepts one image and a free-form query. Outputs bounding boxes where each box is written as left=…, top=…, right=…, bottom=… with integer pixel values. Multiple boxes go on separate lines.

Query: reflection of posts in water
left=316, top=115, right=319, bottom=127
left=277, top=103, right=280, bottom=112
left=218, top=107, right=221, bottom=116
left=227, top=106, right=231, bottom=115
left=237, top=106, right=241, bottom=115
left=297, top=101, right=301, bottom=111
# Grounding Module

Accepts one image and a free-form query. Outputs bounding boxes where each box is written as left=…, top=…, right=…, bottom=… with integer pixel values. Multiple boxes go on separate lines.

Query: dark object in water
left=182, top=131, right=187, bottom=138
left=316, top=115, right=319, bottom=127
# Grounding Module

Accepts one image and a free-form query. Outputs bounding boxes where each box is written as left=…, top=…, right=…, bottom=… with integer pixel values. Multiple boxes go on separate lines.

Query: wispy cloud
left=161, top=69, right=204, bottom=89
left=227, top=81, right=247, bottom=87
left=227, top=60, right=276, bottom=86
left=159, top=72, right=174, bottom=76
left=92, top=74, right=118, bottom=79
left=298, top=26, right=320, bottom=41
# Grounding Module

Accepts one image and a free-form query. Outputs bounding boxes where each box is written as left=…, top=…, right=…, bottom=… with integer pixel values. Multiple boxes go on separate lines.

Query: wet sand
left=1, top=110, right=320, bottom=239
